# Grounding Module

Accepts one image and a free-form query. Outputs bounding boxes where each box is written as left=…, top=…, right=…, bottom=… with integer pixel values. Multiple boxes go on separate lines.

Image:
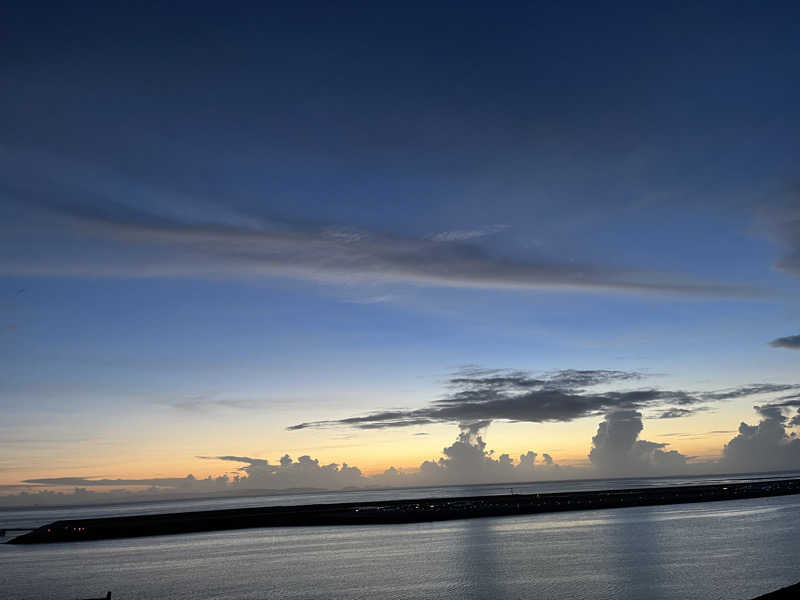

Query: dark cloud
left=589, top=411, right=689, bottom=475
left=0, top=163, right=753, bottom=297
left=750, top=397, right=800, bottom=429
left=699, top=384, right=800, bottom=401
left=290, top=368, right=799, bottom=431
left=769, top=335, right=800, bottom=350
left=199, top=455, right=271, bottom=469
left=656, top=408, right=697, bottom=419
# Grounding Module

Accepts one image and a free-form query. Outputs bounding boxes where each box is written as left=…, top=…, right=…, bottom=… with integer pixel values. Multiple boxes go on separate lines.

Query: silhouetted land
left=8, top=478, right=800, bottom=544
left=752, top=581, right=800, bottom=599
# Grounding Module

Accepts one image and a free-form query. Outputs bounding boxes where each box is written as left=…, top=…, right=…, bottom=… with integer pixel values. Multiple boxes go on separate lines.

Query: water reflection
left=3, top=497, right=800, bottom=599
left=605, top=506, right=671, bottom=600
left=454, top=518, right=509, bottom=600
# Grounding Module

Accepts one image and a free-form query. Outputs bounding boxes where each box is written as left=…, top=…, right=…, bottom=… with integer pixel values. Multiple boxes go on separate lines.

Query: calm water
left=2, top=492, right=799, bottom=599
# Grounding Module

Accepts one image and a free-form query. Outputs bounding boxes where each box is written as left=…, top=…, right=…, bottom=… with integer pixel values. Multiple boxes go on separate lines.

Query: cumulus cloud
left=6, top=428, right=563, bottom=506
left=769, top=335, right=800, bottom=350
left=719, top=401, right=800, bottom=473
left=372, top=423, right=562, bottom=487
left=7, top=367, right=800, bottom=504
left=589, top=410, right=689, bottom=476
left=0, top=154, right=752, bottom=297
left=289, top=367, right=800, bottom=431
left=198, top=454, right=367, bottom=490
left=8, top=401, right=800, bottom=507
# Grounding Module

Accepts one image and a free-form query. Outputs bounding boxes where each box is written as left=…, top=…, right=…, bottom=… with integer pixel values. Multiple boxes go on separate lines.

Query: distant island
left=9, top=478, right=800, bottom=545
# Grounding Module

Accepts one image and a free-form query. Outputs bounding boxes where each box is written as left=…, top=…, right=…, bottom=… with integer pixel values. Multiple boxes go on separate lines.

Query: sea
left=2, top=472, right=799, bottom=599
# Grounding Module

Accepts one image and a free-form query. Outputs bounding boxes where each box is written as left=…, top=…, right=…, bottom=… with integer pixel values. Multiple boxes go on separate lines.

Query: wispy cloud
left=699, top=383, right=800, bottom=400
left=429, top=225, right=507, bottom=242
left=762, top=187, right=800, bottom=279
left=22, top=476, right=195, bottom=487
left=161, top=397, right=261, bottom=413
left=0, top=152, right=753, bottom=297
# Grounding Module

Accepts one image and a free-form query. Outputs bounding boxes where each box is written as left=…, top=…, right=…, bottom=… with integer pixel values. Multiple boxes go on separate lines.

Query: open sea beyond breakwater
left=2, top=473, right=800, bottom=599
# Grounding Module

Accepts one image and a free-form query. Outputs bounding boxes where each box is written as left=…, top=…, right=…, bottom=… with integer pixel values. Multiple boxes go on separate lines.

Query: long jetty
left=8, top=478, right=800, bottom=544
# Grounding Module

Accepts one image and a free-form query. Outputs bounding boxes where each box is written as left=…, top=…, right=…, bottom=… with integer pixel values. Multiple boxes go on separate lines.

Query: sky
left=2, top=1, right=800, bottom=503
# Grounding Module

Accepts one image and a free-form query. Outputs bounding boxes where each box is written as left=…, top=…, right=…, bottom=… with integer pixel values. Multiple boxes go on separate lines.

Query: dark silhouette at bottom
left=752, top=582, right=800, bottom=599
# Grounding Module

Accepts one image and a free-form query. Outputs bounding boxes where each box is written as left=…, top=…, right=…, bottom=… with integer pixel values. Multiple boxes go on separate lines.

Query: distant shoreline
left=9, top=478, right=800, bottom=545
left=3, top=469, right=798, bottom=512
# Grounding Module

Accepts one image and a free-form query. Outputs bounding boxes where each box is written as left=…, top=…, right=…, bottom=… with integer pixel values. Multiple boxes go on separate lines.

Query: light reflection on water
left=2, top=495, right=799, bottom=600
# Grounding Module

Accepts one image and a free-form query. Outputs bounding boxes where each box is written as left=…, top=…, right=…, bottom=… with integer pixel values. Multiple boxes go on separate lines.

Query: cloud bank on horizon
left=7, top=383, right=800, bottom=506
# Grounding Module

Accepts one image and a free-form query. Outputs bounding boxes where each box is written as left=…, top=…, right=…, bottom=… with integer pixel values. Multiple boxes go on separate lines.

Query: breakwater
left=9, top=478, right=800, bottom=544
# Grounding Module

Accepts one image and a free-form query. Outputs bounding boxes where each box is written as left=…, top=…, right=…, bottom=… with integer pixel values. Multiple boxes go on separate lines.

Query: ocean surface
left=2, top=473, right=799, bottom=599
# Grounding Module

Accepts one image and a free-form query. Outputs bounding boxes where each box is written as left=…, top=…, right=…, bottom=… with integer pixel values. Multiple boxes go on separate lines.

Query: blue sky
left=2, top=1, right=800, bottom=493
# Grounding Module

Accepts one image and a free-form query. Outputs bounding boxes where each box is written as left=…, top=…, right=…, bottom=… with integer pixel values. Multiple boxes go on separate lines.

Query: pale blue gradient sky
left=2, top=1, right=800, bottom=488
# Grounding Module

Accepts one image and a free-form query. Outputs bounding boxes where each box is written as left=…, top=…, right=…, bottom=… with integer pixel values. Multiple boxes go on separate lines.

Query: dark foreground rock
left=9, top=478, right=800, bottom=544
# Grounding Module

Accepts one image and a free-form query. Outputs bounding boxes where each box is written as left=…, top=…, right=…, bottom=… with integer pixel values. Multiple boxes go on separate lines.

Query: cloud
left=429, top=225, right=508, bottom=242
left=289, top=367, right=799, bottom=431
left=589, top=410, right=689, bottom=475
left=198, top=454, right=366, bottom=490
left=762, top=188, right=800, bottom=279
left=372, top=423, right=563, bottom=487
left=698, top=383, right=800, bottom=401
left=164, top=398, right=260, bottom=412
left=6, top=422, right=567, bottom=505
left=21, top=476, right=227, bottom=489
left=0, top=155, right=752, bottom=297
left=750, top=397, right=800, bottom=428
left=718, top=402, right=800, bottom=472
left=200, top=455, right=271, bottom=468
left=769, top=335, right=800, bottom=350
left=656, top=408, right=698, bottom=419
left=659, top=430, right=735, bottom=438
left=8, top=401, right=800, bottom=507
